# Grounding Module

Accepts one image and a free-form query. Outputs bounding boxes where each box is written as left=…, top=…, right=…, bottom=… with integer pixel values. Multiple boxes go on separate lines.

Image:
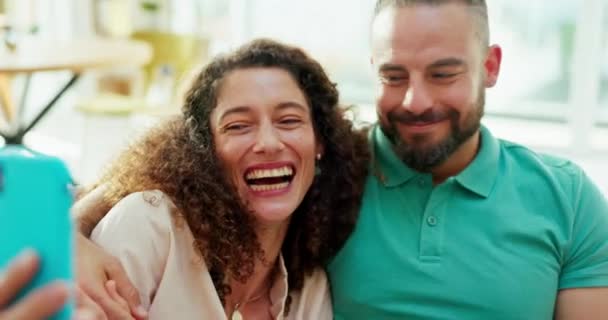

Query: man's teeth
left=250, top=182, right=290, bottom=192
left=246, top=166, right=293, bottom=180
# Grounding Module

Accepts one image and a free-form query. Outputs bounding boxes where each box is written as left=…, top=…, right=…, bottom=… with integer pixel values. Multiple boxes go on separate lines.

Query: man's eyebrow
left=378, top=63, right=407, bottom=73
left=428, top=58, right=467, bottom=68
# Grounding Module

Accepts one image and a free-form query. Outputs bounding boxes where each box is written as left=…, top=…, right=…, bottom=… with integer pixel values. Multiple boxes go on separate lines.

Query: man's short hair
left=373, top=0, right=490, bottom=48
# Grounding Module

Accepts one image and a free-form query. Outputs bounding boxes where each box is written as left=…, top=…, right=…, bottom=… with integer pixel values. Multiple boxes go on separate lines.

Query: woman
left=86, top=39, right=369, bottom=319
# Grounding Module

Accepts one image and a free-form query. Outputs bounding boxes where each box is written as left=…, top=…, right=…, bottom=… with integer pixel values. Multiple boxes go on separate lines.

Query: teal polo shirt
left=328, top=125, right=608, bottom=320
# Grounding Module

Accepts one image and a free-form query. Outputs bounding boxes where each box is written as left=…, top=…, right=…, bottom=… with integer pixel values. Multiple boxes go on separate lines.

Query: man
left=327, top=1, right=608, bottom=319
left=73, top=1, right=608, bottom=319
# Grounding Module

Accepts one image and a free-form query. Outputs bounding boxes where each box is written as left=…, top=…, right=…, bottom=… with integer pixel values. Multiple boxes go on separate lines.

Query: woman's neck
left=225, top=219, right=290, bottom=312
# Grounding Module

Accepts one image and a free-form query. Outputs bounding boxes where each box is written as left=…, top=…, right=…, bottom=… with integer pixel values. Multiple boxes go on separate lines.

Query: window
left=236, top=0, right=376, bottom=107
left=232, top=0, right=607, bottom=144
left=599, top=3, right=608, bottom=122
left=485, top=0, right=580, bottom=121
left=238, top=0, right=606, bottom=125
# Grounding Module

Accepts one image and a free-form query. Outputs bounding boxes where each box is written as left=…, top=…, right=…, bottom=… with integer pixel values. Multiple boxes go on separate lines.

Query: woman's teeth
left=250, top=182, right=290, bottom=192
left=246, top=166, right=293, bottom=180
left=245, top=166, right=294, bottom=193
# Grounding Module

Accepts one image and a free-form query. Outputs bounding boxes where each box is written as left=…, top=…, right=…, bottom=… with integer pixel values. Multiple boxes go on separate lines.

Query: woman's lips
left=243, top=163, right=295, bottom=196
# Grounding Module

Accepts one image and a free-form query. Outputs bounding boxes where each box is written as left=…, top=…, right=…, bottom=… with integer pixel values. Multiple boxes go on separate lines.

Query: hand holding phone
left=0, top=249, right=71, bottom=320
left=0, top=145, right=74, bottom=320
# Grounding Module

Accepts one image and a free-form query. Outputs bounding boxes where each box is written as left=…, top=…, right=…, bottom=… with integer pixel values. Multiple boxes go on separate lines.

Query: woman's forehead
left=220, top=68, right=304, bottom=100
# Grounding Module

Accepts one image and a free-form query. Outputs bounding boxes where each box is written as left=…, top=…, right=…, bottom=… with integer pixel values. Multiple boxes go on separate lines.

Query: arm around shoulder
left=90, top=191, right=173, bottom=309
left=71, top=184, right=113, bottom=237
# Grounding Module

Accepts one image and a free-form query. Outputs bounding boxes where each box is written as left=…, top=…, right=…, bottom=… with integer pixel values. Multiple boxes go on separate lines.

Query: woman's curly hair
left=95, top=38, right=370, bottom=308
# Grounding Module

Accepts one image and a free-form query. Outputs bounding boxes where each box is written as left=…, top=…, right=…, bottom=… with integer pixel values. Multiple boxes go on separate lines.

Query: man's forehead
left=371, top=4, right=479, bottom=65
left=371, top=4, right=476, bottom=43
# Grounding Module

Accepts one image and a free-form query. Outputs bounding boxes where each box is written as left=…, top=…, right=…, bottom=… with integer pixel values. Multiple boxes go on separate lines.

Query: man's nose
left=400, top=81, right=433, bottom=115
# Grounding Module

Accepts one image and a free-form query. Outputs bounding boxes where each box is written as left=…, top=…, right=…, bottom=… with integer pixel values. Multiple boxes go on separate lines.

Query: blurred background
left=0, top=0, right=606, bottom=194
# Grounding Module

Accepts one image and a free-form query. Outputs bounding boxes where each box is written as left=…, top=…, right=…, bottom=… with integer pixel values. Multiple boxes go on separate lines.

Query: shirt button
left=427, top=216, right=438, bottom=226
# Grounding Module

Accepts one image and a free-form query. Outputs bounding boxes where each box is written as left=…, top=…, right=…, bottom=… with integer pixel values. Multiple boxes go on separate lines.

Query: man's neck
left=431, top=130, right=481, bottom=185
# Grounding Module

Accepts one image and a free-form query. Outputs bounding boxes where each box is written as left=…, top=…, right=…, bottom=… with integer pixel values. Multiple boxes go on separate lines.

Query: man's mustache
left=387, top=108, right=456, bottom=125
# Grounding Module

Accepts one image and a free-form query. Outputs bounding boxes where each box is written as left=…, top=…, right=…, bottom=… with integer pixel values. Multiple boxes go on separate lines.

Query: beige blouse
left=91, top=190, right=332, bottom=320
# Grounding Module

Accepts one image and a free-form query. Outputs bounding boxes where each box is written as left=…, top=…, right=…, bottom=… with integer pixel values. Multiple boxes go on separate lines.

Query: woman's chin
left=250, top=203, right=297, bottom=226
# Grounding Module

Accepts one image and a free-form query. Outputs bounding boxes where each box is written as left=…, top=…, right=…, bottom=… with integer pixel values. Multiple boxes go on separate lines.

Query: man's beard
left=380, top=90, right=485, bottom=172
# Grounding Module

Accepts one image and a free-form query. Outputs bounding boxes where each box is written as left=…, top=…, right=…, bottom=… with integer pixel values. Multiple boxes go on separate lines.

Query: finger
left=80, top=281, right=133, bottom=320
left=2, top=281, right=68, bottom=320
left=75, top=240, right=133, bottom=320
left=75, top=287, right=106, bottom=320
left=105, top=262, right=146, bottom=319
left=72, top=309, right=104, bottom=320
left=105, top=281, right=129, bottom=311
left=0, top=249, right=39, bottom=307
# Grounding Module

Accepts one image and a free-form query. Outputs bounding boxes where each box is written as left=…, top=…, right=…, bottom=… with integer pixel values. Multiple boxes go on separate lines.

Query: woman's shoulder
left=287, top=267, right=332, bottom=319
left=116, top=189, right=175, bottom=212
left=98, top=190, right=178, bottom=232
left=119, top=189, right=175, bottom=208
left=291, top=267, right=330, bottom=303
left=302, top=267, right=329, bottom=290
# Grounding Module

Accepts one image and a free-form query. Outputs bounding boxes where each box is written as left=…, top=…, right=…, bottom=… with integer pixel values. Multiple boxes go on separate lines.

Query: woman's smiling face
left=211, top=67, right=322, bottom=224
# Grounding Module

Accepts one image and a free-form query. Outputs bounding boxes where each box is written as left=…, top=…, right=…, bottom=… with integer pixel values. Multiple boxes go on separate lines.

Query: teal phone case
left=0, top=145, right=74, bottom=320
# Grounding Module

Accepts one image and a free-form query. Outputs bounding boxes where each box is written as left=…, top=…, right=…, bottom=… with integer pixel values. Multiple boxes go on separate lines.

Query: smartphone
left=0, top=145, right=74, bottom=320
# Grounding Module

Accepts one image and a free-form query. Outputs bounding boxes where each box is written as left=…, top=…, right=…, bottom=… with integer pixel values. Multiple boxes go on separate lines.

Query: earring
left=315, top=153, right=322, bottom=175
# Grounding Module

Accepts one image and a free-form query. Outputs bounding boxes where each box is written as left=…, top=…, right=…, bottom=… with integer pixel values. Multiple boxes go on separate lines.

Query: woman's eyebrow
left=276, top=102, right=308, bottom=113
left=218, top=106, right=252, bottom=122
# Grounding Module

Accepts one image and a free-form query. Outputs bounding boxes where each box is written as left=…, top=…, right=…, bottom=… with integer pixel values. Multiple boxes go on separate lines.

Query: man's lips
left=397, top=119, right=448, bottom=132
left=404, top=119, right=445, bottom=126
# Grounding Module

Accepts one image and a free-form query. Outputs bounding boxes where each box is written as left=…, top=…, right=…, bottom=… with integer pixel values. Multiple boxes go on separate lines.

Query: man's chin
left=399, top=131, right=449, bottom=149
left=394, top=135, right=457, bottom=172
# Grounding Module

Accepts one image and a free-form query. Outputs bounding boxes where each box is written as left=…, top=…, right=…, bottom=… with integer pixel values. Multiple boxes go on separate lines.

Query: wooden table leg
left=0, top=73, right=15, bottom=122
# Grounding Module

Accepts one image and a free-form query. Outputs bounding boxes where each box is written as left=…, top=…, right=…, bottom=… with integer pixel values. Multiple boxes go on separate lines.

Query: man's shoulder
left=499, top=139, right=581, bottom=174
left=497, top=139, right=584, bottom=195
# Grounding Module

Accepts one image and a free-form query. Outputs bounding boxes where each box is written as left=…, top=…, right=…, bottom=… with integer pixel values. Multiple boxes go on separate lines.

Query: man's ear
left=484, top=44, right=502, bottom=88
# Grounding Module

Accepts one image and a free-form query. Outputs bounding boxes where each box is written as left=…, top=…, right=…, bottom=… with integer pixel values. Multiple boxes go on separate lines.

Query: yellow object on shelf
left=77, top=93, right=180, bottom=118
left=77, top=93, right=147, bottom=116
left=131, top=31, right=208, bottom=91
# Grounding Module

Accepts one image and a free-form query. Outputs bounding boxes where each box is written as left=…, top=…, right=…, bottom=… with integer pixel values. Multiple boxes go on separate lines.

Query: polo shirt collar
left=371, top=125, right=418, bottom=187
left=371, top=124, right=500, bottom=197
left=453, top=125, right=500, bottom=198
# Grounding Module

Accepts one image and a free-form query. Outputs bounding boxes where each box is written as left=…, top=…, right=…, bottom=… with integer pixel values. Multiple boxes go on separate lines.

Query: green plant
left=140, top=1, right=160, bottom=12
